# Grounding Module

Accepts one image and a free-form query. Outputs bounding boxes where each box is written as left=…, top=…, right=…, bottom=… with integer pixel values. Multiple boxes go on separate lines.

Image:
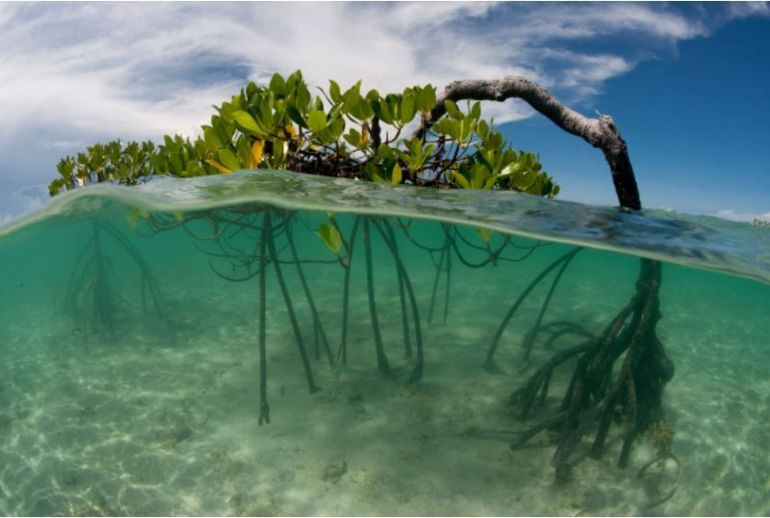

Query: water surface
left=0, top=170, right=768, bottom=515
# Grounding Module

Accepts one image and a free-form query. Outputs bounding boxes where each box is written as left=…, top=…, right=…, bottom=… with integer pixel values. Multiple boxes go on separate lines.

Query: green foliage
left=317, top=222, right=343, bottom=255
left=50, top=140, right=157, bottom=195
left=49, top=70, right=559, bottom=198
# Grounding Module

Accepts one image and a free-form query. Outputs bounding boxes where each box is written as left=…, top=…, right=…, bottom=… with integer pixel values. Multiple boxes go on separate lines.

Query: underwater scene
left=0, top=170, right=769, bottom=516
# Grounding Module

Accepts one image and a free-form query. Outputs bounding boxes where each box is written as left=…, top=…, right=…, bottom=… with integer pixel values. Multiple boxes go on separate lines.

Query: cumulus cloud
left=0, top=1, right=763, bottom=192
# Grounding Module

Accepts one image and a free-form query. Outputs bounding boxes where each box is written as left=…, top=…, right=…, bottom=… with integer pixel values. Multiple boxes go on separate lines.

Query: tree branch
left=416, top=76, right=641, bottom=210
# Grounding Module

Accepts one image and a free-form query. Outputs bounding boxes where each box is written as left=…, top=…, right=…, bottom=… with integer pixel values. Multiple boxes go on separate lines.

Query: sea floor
left=1, top=256, right=769, bottom=516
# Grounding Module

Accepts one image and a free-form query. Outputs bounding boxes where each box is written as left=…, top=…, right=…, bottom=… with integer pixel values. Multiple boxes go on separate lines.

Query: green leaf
left=217, top=148, right=241, bottom=172
left=269, top=73, right=285, bottom=95
left=470, top=101, right=481, bottom=120
left=375, top=97, right=395, bottom=125
left=419, top=85, right=437, bottom=112
left=258, top=93, right=274, bottom=130
left=203, top=126, right=222, bottom=151
left=386, top=94, right=401, bottom=125
left=343, top=128, right=361, bottom=148
left=328, top=115, right=346, bottom=141
left=440, top=119, right=461, bottom=141
left=169, top=152, right=183, bottom=176
left=460, top=117, right=475, bottom=142
left=48, top=178, right=66, bottom=196
left=365, top=89, right=380, bottom=101
left=444, top=99, right=463, bottom=120
left=329, top=80, right=342, bottom=103
left=286, top=69, right=303, bottom=89
left=476, top=227, right=493, bottom=243
left=286, top=106, right=308, bottom=128
left=232, top=111, right=263, bottom=137
left=499, top=162, right=521, bottom=178
left=317, top=223, right=343, bottom=255
left=246, top=81, right=258, bottom=98
left=470, top=164, right=488, bottom=189
left=372, top=172, right=387, bottom=184
left=452, top=172, right=471, bottom=189
left=374, top=144, right=394, bottom=161
left=349, top=98, right=373, bottom=120
left=477, top=119, right=489, bottom=140
left=343, top=81, right=362, bottom=108
left=231, top=93, right=245, bottom=110
left=391, top=163, right=402, bottom=185
left=400, top=94, right=416, bottom=124
left=363, top=162, right=378, bottom=181
left=271, top=137, right=284, bottom=164
left=307, top=110, right=327, bottom=132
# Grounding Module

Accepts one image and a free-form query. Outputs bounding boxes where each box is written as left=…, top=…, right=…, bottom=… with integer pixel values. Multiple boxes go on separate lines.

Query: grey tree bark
left=416, top=76, right=641, bottom=210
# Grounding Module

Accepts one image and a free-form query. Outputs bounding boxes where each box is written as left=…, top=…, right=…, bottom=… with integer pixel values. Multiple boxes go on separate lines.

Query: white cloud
left=724, top=2, right=770, bottom=20
left=0, top=183, right=49, bottom=222
left=489, top=2, right=707, bottom=42
left=0, top=4, right=708, bottom=133
left=714, top=209, right=770, bottom=223
left=0, top=1, right=763, bottom=192
left=47, top=140, right=89, bottom=150
left=543, top=49, right=633, bottom=98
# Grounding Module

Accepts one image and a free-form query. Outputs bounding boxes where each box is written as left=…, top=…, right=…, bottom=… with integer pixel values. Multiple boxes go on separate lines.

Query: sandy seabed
left=1, top=260, right=769, bottom=517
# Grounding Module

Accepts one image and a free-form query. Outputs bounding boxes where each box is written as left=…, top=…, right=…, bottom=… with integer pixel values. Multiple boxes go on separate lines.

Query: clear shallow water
left=0, top=170, right=769, bottom=516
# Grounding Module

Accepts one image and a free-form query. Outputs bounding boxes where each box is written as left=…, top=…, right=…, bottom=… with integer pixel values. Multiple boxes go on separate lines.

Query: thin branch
left=414, top=76, right=641, bottom=210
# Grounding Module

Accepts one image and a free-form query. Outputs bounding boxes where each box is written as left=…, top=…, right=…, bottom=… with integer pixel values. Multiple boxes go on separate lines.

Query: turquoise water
left=0, top=170, right=769, bottom=515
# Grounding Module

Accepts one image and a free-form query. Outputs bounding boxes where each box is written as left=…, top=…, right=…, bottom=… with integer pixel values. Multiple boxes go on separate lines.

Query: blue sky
left=0, top=2, right=768, bottom=223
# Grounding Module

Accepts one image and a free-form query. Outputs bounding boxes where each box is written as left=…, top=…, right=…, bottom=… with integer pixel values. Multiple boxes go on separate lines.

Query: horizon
left=1, top=2, right=768, bottom=223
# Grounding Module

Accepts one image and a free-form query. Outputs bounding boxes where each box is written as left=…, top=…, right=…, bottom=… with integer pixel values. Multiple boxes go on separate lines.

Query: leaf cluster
left=49, top=70, right=558, bottom=198
left=50, top=141, right=157, bottom=195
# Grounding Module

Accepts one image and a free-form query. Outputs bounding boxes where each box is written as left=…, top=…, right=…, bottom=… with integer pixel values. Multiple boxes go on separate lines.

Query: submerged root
left=64, top=219, right=165, bottom=342
left=374, top=218, right=424, bottom=383
left=509, top=259, right=674, bottom=483
left=636, top=418, right=679, bottom=508
left=257, top=211, right=270, bottom=425
left=362, top=218, right=393, bottom=377
left=285, top=219, right=335, bottom=366
left=337, top=217, right=361, bottom=365
left=638, top=452, right=681, bottom=509
left=484, top=247, right=582, bottom=374
left=265, top=210, right=320, bottom=394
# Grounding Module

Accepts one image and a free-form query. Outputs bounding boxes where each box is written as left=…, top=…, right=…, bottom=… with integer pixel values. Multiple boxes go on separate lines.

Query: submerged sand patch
left=1, top=261, right=769, bottom=517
